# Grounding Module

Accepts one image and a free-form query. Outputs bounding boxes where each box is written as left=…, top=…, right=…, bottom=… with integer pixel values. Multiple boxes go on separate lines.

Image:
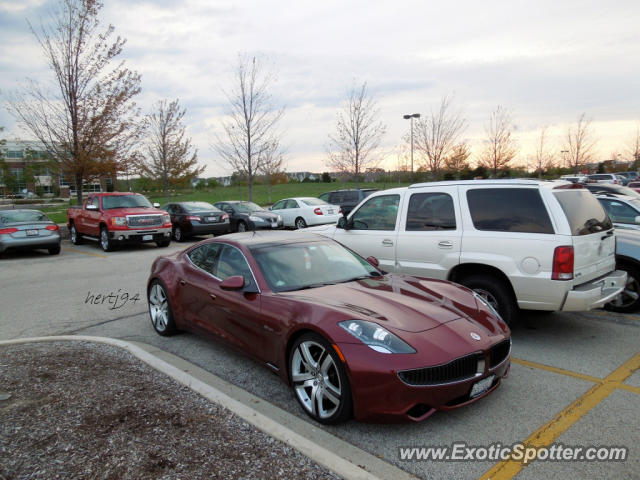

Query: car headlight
left=163, top=214, right=171, bottom=224
left=474, top=292, right=503, bottom=321
left=277, top=215, right=282, bottom=222
left=112, top=217, right=127, bottom=226
left=249, top=215, right=264, bottom=222
left=338, top=320, right=415, bottom=354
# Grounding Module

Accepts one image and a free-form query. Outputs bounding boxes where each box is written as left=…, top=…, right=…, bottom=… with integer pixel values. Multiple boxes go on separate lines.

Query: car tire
left=289, top=332, right=352, bottom=424
left=148, top=280, right=177, bottom=336
left=173, top=226, right=183, bottom=242
left=156, top=240, right=170, bottom=248
left=460, top=274, right=517, bottom=326
left=70, top=223, right=83, bottom=245
left=100, top=226, right=113, bottom=252
left=237, top=221, right=247, bottom=232
left=605, top=264, right=640, bottom=313
left=295, top=217, right=307, bottom=229
left=48, top=244, right=61, bottom=255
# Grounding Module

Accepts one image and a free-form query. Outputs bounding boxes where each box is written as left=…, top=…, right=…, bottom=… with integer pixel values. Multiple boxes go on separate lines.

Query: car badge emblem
left=470, top=332, right=481, bottom=341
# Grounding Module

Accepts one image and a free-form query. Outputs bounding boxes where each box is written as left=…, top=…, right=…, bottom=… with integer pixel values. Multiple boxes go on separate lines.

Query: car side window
left=344, top=191, right=359, bottom=202
left=166, top=205, right=176, bottom=214
left=467, top=188, right=554, bottom=234
left=600, top=200, right=639, bottom=224
left=215, top=244, right=255, bottom=289
left=187, top=243, right=222, bottom=274
left=286, top=200, right=299, bottom=209
left=351, top=194, right=400, bottom=231
left=406, top=193, right=456, bottom=231
left=272, top=200, right=286, bottom=210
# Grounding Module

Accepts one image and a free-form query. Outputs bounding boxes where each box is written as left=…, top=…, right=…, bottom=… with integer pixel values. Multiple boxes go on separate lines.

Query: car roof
left=214, top=230, right=330, bottom=247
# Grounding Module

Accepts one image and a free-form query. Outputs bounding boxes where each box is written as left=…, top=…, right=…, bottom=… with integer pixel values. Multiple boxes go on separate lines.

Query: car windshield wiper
left=341, top=272, right=383, bottom=283
left=280, top=282, right=337, bottom=292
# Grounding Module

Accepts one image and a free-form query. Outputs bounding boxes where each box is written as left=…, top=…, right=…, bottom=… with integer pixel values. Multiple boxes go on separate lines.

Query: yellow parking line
left=62, top=247, right=107, bottom=259
left=511, top=357, right=602, bottom=384
left=618, top=384, right=640, bottom=395
left=587, top=310, right=640, bottom=322
left=479, top=352, right=640, bottom=480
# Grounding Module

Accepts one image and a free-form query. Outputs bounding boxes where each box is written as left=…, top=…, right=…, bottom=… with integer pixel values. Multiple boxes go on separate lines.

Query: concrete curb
left=0, top=336, right=418, bottom=480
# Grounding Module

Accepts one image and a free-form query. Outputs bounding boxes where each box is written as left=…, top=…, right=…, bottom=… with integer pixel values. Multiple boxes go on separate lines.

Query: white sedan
left=269, top=197, right=342, bottom=229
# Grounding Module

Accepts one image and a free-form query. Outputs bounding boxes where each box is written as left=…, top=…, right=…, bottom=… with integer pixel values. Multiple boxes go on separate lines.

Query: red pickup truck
left=67, top=192, right=172, bottom=252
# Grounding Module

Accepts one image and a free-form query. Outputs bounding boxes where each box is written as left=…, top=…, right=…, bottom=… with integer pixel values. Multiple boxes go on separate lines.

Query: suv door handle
left=438, top=240, right=453, bottom=248
left=382, top=239, right=394, bottom=247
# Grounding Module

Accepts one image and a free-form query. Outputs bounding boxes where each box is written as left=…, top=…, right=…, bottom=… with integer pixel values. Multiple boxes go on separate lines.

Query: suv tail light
left=221, top=213, right=228, bottom=221
left=313, top=208, right=323, bottom=215
left=0, top=228, right=18, bottom=234
left=45, top=225, right=59, bottom=231
left=552, top=246, right=574, bottom=280
left=338, top=207, right=343, bottom=214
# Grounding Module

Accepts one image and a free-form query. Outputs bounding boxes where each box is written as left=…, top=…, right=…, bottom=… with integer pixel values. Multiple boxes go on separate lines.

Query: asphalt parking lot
left=1, top=238, right=639, bottom=480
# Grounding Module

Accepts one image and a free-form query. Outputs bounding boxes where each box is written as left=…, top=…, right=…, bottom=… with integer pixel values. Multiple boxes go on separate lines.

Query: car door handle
left=209, top=293, right=217, bottom=300
left=438, top=240, right=453, bottom=248
left=179, top=280, right=186, bottom=286
left=382, top=239, right=394, bottom=247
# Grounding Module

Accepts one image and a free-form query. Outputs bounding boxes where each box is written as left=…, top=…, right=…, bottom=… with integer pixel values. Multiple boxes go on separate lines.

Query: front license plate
left=470, top=375, right=494, bottom=398
left=142, top=234, right=153, bottom=241
left=26, top=229, right=39, bottom=236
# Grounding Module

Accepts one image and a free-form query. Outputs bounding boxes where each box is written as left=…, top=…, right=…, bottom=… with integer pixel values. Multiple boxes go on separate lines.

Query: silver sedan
left=0, top=209, right=61, bottom=256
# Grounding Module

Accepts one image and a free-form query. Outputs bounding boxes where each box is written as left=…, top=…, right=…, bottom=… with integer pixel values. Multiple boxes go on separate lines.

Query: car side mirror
left=366, top=256, right=379, bottom=268
left=337, top=216, right=349, bottom=230
left=220, top=275, right=245, bottom=290
left=153, top=202, right=160, bottom=208
left=86, top=204, right=98, bottom=211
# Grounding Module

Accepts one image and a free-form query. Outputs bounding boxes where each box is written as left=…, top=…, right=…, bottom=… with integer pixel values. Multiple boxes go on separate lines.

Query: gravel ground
left=0, top=342, right=338, bottom=480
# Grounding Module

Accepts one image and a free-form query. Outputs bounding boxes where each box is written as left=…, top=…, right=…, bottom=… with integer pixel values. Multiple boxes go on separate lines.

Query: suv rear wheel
left=460, top=275, right=517, bottom=326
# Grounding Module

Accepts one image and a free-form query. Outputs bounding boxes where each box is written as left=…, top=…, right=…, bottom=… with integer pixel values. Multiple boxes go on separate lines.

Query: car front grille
left=489, top=339, right=511, bottom=368
left=126, top=215, right=164, bottom=228
left=398, top=352, right=482, bottom=386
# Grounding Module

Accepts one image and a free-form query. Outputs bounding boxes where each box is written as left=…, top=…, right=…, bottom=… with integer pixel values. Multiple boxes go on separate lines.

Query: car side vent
left=489, top=339, right=511, bottom=368
left=398, top=352, right=482, bottom=386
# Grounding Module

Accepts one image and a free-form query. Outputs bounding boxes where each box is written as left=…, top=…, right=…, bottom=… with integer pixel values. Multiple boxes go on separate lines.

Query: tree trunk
left=267, top=174, right=272, bottom=203
left=75, top=174, right=83, bottom=205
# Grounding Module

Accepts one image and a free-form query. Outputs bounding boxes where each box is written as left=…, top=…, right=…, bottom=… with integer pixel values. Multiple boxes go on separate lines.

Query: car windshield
left=0, top=210, right=50, bottom=224
left=183, top=202, right=218, bottom=212
left=233, top=202, right=264, bottom=213
left=301, top=198, right=328, bottom=206
left=250, top=240, right=381, bottom=292
left=102, top=194, right=153, bottom=209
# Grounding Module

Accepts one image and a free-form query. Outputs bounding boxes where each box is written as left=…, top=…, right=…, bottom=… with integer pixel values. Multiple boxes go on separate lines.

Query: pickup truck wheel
left=605, top=265, right=640, bottom=313
left=461, top=275, right=517, bottom=326
left=148, top=280, right=177, bottom=336
left=295, top=217, right=307, bottom=229
left=70, top=223, right=83, bottom=245
left=173, top=226, right=183, bottom=242
left=100, top=227, right=113, bottom=252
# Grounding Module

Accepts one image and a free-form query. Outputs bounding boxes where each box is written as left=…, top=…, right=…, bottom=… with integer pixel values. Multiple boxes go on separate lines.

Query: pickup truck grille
left=398, top=352, right=482, bottom=386
left=126, top=215, right=164, bottom=228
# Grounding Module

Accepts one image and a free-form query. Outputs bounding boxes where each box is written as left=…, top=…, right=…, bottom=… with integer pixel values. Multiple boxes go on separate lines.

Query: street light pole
left=403, top=113, right=420, bottom=183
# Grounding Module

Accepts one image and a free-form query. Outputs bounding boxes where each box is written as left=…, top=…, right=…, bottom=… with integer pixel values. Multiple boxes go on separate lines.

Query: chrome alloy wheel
left=291, top=340, right=342, bottom=420
left=149, top=283, right=169, bottom=333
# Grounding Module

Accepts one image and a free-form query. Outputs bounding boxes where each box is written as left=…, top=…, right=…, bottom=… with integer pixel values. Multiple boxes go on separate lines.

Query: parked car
left=161, top=202, right=230, bottom=241
left=306, top=180, right=626, bottom=326
left=213, top=201, right=283, bottom=233
left=146, top=231, right=511, bottom=423
left=588, top=173, right=623, bottom=184
left=626, top=181, right=640, bottom=193
left=605, top=229, right=640, bottom=312
left=318, top=189, right=378, bottom=216
left=595, top=194, right=640, bottom=231
left=269, top=197, right=341, bottom=229
left=584, top=183, right=640, bottom=199
left=559, top=174, right=589, bottom=184
left=67, top=192, right=172, bottom=252
left=0, top=209, right=61, bottom=256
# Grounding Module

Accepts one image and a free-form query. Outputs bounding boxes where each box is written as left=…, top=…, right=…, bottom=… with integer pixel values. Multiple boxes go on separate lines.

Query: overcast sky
left=1, top=0, right=639, bottom=176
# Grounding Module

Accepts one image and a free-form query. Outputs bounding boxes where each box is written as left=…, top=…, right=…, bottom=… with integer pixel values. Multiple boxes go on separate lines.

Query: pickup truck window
left=102, top=194, right=152, bottom=210
left=351, top=194, right=399, bottom=231
left=92, top=197, right=100, bottom=209
left=406, top=193, right=456, bottom=231
left=467, top=188, right=554, bottom=234
left=555, top=190, right=612, bottom=235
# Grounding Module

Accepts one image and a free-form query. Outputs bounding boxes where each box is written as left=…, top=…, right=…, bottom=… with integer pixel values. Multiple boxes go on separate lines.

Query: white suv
left=308, top=180, right=626, bottom=325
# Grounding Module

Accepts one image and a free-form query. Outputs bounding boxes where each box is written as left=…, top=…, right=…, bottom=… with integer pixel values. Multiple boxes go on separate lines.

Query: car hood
left=280, top=274, right=503, bottom=334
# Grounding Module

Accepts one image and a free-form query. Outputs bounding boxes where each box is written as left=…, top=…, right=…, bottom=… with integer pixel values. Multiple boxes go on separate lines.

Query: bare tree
left=213, top=55, right=284, bottom=201
left=259, top=138, right=285, bottom=203
left=414, top=95, right=467, bottom=180
left=564, top=113, right=597, bottom=172
left=6, top=0, right=141, bottom=204
left=326, top=82, right=387, bottom=189
left=139, top=99, right=203, bottom=204
left=478, top=106, right=518, bottom=176
left=626, top=124, right=640, bottom=170
left=534, top=126, right=555, bottom=178
left=444, top=142, right=471, bottom=179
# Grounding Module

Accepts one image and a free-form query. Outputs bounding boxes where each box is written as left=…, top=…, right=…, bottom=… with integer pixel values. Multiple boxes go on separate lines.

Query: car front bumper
left=560, top=269, right=627, bottom=311
left=109, top=227, right=172, bottom=243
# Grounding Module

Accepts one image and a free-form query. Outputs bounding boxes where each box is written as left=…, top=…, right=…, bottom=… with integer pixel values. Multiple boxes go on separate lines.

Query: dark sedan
left=214, top=201, right=283, bottom=232
left=0, top=209, right=61, bottom=256
left=161, top=202, right=230, bottom=241
left=147, top=231, right=510, bottom=424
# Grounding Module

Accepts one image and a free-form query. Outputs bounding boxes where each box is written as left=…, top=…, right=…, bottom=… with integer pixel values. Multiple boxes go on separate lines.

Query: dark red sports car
left=147, top=231, right=511, bottom=424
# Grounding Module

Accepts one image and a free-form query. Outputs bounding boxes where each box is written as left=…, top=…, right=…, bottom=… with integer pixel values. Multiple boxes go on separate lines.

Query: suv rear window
left=554, top=190, right=613, bottom=235
left=467, top=188, right=554, bottom=234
